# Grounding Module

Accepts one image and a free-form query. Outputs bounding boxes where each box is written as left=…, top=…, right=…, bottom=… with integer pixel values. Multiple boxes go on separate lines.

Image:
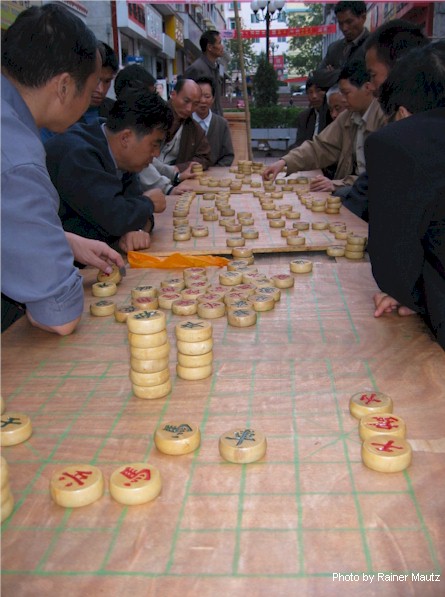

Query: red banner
left=222, top=24, right=336, bottom=39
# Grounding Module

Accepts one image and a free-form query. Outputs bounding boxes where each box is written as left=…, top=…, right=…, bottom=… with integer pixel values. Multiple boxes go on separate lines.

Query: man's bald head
left=170, top=78, right=202, bottom=120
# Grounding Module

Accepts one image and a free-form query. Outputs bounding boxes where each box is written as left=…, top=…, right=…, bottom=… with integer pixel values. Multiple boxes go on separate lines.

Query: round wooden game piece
left=325, top=207, right=341, bottom=215
left=235, top=283, right=257, bottom=296
left=1, top=396, right=5, bottom=415
left=1, top=413, right=32, bottom=447
left=294, top=221, right=310, bottom=231
left=285, top=211, right=301, bottom=220
left=176, top=338, right=214, bottom=356
left=219, top=271, right=243, bottom=286
left=130, top=342, right=170, bottom=361
left=271, top=191, right=283, bottom=199
left=256, top=286, right=281, bottom=302
left=344, top=250, right=365, bottom=260
left=281, top=228, right=294, bottom=238
left=188, top=280, right=211, bottom=292
left=173, top=229, right=192, bottom=241
left=132, top=379, right=172, bottom=399
left=158, top=292, right=182, bottom=309
left=270, top=220, right=285, bottom=229
left=311, top=205, right=326, bottom=213
left=219, top=428, right=267, bottom=464
left=359, top=413, right=406, bottom=442
left=345, top=242, right=365, bottom=253
left=225, top=223, right=243, bottom=234
left=171, top=299, right=198, bottom=316
left=347, top=234, right=367, bottom=246
left=226, top=299, right=252, bottom=312
left=161, top=278, right=185, bottom=291
left=131, top=296, right=159, bottom=311
left=130, top=357, right=169, bottom=374
left=50, top=464, right=104, bottom=508
left=131, top=285, right=157, bottom=299
left=287, top=236, right=306, bottom=247
left=203, top=213, right=218, bottom=222
left=109, top=463, right=162, bottom=505
left=175, top=320, right=213, bottom=342
left=173, top=217, right=189, bottom=226
left=1, top=493, right=14, bottom=523
left=289, top=259, right=313, bottom=274
left=220, top=208, right=236, bottom=217
left=203, top=193, right=215, bottom=201
left=97, top=264, right=122, bottom=285
left=361, top=435, right=412, bottom=473
left=154, top=422, right=201, bottom=455
left=1, top=456, right=9, bottom=488
left=312, top=221, right=329, bottom=230
left=198, top=292, right=226, bottom=304
left=115, top=305, right=141, bottom=323
left=349, top=391, right=393, bottom=420
left=128, top=330, right=168, bottom=349
left=227, top=308, right=257, bottom=327
left=127, top=310, right=166, bottom=334
left=267, top=211, right=282, bottom=220
left=271, top=274, right=295, bottom=289
left=232, top=247, right=253, bottom=259
left=176, top=363, right=212, bottom=381
left=197, top=301, right=226, bottom=319
left=130, top=368, right=170, bottom=388
left=249, top=294, right=275, bottom=312
left=326, top=245, right=345, bottom=257
left=90, top=300, right=115, bottom=317
left=92, top=282, right=117, bottom=298
left=177, top=350, right=213, bottom=368
left=181, top=288, right=206, bottom=301
left=237, top=211, right=252, bottom=219
left=239, top=217, right=255, bottom=226
left=227, top=259, right=250, bottom=271
left=335, top=230, right=349, bottom=240
left=192, top=225, right=209, bottom=237
left=226, top=237, right=245, bottom=248
left=184, top=267, right=206, bottom=278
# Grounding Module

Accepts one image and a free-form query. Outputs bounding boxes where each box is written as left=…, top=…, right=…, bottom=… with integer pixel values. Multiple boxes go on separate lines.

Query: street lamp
left=251, top=0, right=285, bottom=61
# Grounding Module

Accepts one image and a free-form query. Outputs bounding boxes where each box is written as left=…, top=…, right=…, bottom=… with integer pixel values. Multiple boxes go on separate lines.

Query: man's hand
left=179, top=162, right=200, bottom=181
left=118, top=230, right=151, bottom=253
left=373, top=292, right=416, bottom=318
left=170, top=183, right=195, bottom=195
left=310, top=175, right=335, bottom=192
left=262, top=159, right=286, bottom=182
left=143, top=189, right=166, bottom=213
left=65, top=232, right=125, bottom=274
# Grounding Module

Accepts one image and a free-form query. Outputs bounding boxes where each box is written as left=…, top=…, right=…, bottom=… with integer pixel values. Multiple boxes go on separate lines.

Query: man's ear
left=56, top=73, right=72, bottom=103
left=119, top=128, right=134, bottom=148
left=396, top=106, right=412, bottom=120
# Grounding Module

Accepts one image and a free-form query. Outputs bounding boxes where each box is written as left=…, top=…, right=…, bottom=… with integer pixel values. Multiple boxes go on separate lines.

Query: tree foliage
left=285, top=3, right=324, bottom=76
left=253, top=53, right=278, bottom=107
left=226, top=34, right=257, bottom=76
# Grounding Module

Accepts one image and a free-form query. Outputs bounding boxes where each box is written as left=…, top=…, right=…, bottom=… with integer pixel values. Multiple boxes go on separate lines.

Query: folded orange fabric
left=128, top=251, right=229, bottom=269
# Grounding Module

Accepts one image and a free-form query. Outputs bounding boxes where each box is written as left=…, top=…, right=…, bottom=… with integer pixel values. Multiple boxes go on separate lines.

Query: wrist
left=173, top=172, right=181, bottom=186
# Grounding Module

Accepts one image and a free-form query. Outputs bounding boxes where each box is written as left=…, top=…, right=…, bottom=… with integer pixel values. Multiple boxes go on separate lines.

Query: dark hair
left=195, top=76, right=215, bottom=97
left=107, top=87, right=173, bottom=136
left=305, top=76, right=320, bottom=92
left=98, top=41, right=119, bottom=73
left=173, top=77, right=188, bottom=94
left=339, top=58, right=371, bottom=87
left=379, top=41, right=445, bottom=116
left=1, top=3, right=97, bottom=91
left=364, top=19, right=428, bottom=69
left=114, top=64, right=156, bottom=98
left=200, top=30, right=220, bottom=53
left=334, top=1, right=367, bottom=16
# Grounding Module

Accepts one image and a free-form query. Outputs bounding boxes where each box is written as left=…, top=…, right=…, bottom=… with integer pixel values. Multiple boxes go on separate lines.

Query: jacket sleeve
left=283, top=116, right=344, bottom=175
left=139, top=163, right=173, bottom=194
left=176, top=122, right=212, bottom=172
left=47, top=143, right=154, bottom=238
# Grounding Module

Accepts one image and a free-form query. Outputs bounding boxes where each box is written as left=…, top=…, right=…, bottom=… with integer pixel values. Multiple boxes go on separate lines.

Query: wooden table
left=2, top=256, right=444, bottom=597
left=148, top=168, right=368, bottom=256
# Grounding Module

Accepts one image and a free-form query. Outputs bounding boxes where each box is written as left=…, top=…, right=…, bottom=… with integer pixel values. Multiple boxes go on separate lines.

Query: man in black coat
left=365, top=42, right=445, bottom=349
left=290, top=76, right=332, bottom=149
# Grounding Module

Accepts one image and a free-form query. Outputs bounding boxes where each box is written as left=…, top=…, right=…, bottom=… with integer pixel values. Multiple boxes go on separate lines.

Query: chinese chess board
left=148, top=169, right=368, bottom=256
left=2, top=259, right=444, bottom=596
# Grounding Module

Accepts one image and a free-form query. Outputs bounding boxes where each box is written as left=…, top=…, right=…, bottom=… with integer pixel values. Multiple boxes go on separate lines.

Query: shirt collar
left=193, top=110, right=212, bottom=128
left=101, top=122, right=120, bottom=174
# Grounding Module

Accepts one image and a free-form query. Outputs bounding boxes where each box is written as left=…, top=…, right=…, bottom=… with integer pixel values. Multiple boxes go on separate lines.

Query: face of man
left=90, top=66, right=115, bottom=107
left=207, top=34, right=224, bottom=61
left=307, top=84, right=325, bottom=111
left=338, top=78, right=372, bottom=114
left=60, top=51, right=101, bottom=131
left=195, top=83, right=214, bottom=119
left=365, top=46, right=390, bottom=96
left=336, top=9, right=366, bottom=43
left=170, top=81, right=201, bottom=120
left=118, top=128, right=166, bottom=172
left=328, top=92, right=348, bottom=120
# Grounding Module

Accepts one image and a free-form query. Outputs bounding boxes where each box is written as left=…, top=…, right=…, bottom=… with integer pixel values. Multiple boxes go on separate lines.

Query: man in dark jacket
left=290, top=76, right=332, bottom=149
left=45, top=88, right=173, bottom=254
left=185, top=30, right=224, bottom=116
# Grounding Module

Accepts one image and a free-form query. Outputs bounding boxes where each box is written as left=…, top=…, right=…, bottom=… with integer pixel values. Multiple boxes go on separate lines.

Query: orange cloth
left=128, top=251, right=229, bottom=269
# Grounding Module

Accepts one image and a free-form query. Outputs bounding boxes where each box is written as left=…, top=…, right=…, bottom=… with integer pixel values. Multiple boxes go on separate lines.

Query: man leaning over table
left=262, top=59, right=386, bottom=190
left=45, top=87, right=173, bottom=255
left=1, top=3, right=124, bottom=336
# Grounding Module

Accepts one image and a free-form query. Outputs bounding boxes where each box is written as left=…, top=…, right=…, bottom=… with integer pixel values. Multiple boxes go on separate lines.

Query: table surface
left=2, top=256, right=444, bottom=597
left=148, top=168, right=368, bottom=256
